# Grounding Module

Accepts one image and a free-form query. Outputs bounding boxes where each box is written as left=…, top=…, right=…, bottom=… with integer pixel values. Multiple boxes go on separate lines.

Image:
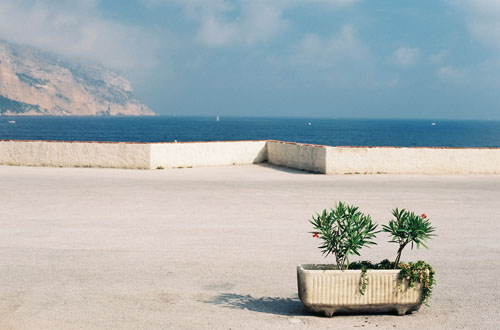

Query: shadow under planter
left=204, top=293, right=308, bottom=316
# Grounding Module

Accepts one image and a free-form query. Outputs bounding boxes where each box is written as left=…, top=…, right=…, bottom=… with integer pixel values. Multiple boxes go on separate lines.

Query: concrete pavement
left=0, top=164, right=499, bottom=329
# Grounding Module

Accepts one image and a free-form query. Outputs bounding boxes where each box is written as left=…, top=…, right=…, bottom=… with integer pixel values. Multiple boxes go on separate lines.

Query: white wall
left=149, top=140, right=267, bottom=169
left=266, top=140, right=326, bottom=173
left=1, top=140, right=499, bottom=174
left=326, top=146, right=500, bottom=174
left=0, top=140, right=151, bottom=169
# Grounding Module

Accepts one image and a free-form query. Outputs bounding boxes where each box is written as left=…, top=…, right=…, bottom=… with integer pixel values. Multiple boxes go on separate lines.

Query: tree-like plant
left=382, top=208, right=436, bottom=269
left=310, top=202, right=379, bottom=270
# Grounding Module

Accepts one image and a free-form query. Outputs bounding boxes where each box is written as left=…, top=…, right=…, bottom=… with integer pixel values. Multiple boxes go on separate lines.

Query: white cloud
left=428, top=50, right=448, bottom=65
left=195, top=1, right=289, bottom=46
left=261, top=0, right=361, bottom=8
left=436, top=65, right=467, bottom=83
left=197, top=15, right=240, bottom=45
left=145, top=0, right=360, bottom=46
left=294, top=25, right=368, bottom=66
left=441, top=1, right=500, bottom=89
left=451, top=0, right=500, bottom=49
left=393, top=47, right=419, bottom=67
left=0, top=0, right=157, bottom=71
left=239, top=2, right=288, bottom=45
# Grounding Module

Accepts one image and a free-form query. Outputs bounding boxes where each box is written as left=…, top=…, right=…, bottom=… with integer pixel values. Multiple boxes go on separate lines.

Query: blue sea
left=1, top=116, right=499, bottom=148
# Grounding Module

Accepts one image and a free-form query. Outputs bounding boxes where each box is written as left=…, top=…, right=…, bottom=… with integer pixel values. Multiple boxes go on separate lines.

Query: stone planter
left=297, top=264, right=423, bottom=316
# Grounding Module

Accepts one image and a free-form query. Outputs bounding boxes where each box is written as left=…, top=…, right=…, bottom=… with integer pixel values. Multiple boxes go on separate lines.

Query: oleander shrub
left=310, top=201, right=379, bottom=270
left=309, top=203, right=436, bottom=304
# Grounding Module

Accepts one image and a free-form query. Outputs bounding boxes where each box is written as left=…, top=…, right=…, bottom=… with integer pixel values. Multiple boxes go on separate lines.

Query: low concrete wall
left=0, top=140, right=267, bottom=170
left=150, top=141, right=267, bottom=169
left=266, top=141, right=326, bottom=173
left=326, top=146, right=500, bottom=174
left=1, top=140, right=499, bottom=174
left=0, top=140, right=151, bottom=169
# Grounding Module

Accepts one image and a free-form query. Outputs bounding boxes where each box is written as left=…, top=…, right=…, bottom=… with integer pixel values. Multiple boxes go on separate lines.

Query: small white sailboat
left=8, top=120, right=15, bottom=124
left=431, top=122, right=436, bottom=126
left=216, top=115, right=220, bottom=122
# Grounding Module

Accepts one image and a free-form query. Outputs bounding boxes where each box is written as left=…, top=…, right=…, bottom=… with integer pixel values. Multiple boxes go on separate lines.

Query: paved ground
left=0, top=164, right=499, bottom=330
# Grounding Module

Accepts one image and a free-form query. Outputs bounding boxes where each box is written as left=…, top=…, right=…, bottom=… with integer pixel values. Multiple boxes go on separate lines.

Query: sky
left=0, top=0, right=499, bottom=119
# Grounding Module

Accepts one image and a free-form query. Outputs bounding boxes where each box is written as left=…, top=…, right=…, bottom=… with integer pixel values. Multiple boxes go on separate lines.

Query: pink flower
left=421, top=213, right=427, bottom=219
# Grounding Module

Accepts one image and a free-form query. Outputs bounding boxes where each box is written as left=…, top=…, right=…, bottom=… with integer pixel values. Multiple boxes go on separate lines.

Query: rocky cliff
left=0, top=42, right=155, bottom=116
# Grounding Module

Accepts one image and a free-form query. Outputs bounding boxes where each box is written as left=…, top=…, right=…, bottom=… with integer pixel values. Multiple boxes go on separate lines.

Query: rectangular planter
left=297, top=264, right=423, bottom=316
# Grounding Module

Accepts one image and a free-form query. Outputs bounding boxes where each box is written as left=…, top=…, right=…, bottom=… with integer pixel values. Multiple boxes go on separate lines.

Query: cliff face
left=0, top=42, right=155, bottom=116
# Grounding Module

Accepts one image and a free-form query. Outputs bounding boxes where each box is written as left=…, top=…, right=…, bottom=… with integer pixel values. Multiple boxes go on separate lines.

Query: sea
left=1, top=116, right=500, bottom=148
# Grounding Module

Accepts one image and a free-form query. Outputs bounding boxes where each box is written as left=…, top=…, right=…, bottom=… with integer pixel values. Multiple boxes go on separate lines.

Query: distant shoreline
left=1, top=113, right=157, bottom=117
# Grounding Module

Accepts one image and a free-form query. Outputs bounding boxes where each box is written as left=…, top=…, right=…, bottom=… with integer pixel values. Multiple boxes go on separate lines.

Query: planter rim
left=298, top=264, right=402, bottom=274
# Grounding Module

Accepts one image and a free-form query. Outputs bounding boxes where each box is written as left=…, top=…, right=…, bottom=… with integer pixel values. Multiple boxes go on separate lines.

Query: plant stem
left=394, top=242, right=407, bottom=269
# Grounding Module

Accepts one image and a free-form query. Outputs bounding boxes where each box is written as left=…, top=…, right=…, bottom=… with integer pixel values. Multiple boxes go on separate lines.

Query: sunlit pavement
left=1, top=164, right=499, bottom=330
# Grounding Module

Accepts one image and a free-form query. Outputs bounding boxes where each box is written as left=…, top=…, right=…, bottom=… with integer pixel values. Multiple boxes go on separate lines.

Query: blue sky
left=1, top=0, right=499, bottom=119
